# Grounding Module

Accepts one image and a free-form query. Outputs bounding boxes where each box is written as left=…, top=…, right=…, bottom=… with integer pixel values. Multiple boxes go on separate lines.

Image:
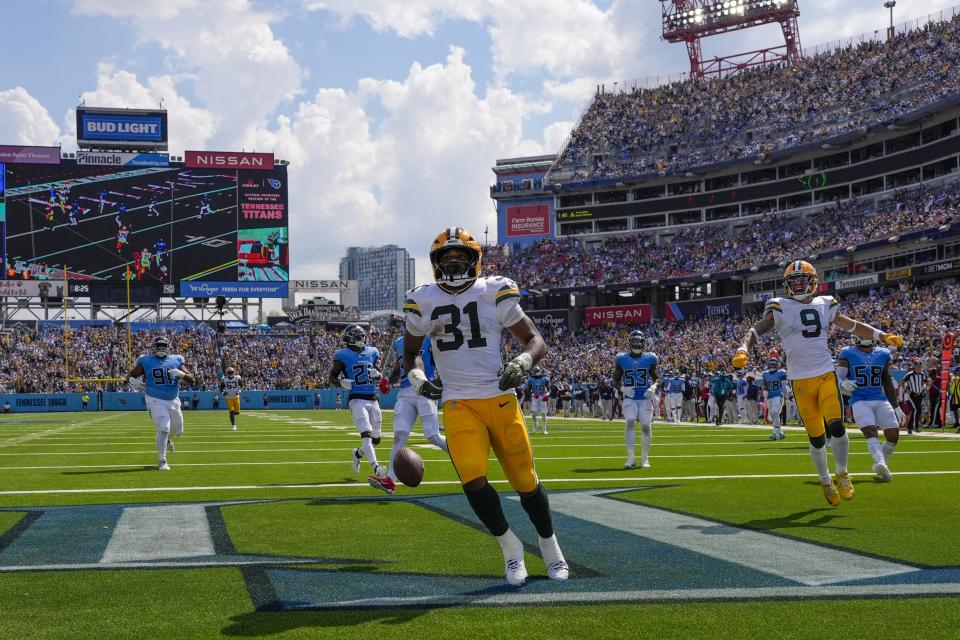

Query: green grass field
left=1, top=409, right=958, bottom=639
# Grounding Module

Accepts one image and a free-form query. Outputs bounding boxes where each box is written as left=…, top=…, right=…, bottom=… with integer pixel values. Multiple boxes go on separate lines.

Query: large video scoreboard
left=0, top=153, right=289, bottom=298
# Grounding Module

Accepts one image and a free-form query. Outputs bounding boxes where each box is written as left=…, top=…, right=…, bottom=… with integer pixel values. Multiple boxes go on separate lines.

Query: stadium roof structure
left=660, top=0, right=802, bottom=80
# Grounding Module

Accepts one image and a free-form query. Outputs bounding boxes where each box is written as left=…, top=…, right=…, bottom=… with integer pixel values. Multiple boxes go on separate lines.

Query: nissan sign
left=584, top=304, right=651, bottom=327
left=185, top=151, right=275, bottom=170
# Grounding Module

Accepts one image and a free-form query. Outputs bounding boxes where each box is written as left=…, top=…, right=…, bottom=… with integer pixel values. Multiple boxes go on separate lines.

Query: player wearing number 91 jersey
left=127, top=336, right=195, bottom=471
left=733, top=260, right=904, bottom=507
left=402, top=227, right=567, bottom=587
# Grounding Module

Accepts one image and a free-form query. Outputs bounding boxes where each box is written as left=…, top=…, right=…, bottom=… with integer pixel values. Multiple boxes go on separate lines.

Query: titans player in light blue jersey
left=328, top=324, right=391, bottom=493
left=386, top=334, right=447, bottom=485
left=613, top=330, right=659, bottom=469
left=837, top=338, right=903, bottom=481
left=127, top=336, right=195, bottom=471
left=528, top=366, right=551, bottom=434
left=735, top=373, right=749, bottom=423
left=664, top=370, right=685, bottom=423
left=762, top=358, right=789, bottom=440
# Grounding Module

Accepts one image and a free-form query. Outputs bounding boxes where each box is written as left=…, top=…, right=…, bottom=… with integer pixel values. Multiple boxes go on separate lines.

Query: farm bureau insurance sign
left=505, top=204, right=550, bottom=237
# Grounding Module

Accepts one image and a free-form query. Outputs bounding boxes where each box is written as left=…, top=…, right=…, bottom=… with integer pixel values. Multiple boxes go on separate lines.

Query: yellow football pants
left=226, top=397, right=240, bottom=414
left=791, top=371, right=842, bottom=438
left=443, top=393, right=539, bottom=493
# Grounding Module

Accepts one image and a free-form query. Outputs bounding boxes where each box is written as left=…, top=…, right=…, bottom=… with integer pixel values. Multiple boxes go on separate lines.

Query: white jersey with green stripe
left=764, top=295, right=839, bottom=380
left=404, top=276, right=525, bottom=401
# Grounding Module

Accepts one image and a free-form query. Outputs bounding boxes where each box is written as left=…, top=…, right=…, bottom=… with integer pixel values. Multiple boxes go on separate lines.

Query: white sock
left=809, top=443, right=831, bottom=483
left=882, top=440, right=897, bottom=462
left=831, top=432, right=850, bottom=473
left=497, top=528, right=523, bottom=558
left=427, top=433, right=449, bottom=452
left=625, top=422, right=636, bottom=461
left=156, top=431, right=169, bottom=461
left=640, top=423, right=652, bottom=462
left=388, top=431, right=410, bottom=480
left=359, top=438, right=379, bottom=467
left=542, top=416, right=548, bottom=432
left=865, top=436, right=885, bottom=466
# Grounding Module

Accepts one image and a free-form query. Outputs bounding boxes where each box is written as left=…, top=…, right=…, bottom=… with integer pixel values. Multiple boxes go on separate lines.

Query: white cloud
left=0, top=87, right=63, bottom=147
left=76, top=63, right=217, bottom=154
left=72, top=0, right=301, bottom=146
left=305, top=0, right=487, bottom=38
left=252, top=46, right=553, bottom=282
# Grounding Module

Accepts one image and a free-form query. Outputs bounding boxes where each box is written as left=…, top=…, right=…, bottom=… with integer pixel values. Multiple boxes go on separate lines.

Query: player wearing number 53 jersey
left=733, top=260, right=903, bottom=507
left=613, top=333, right=658, bottom=470
left=127, top=336, right=195, bottom=471
left=403, top=227, right=568, bottom=587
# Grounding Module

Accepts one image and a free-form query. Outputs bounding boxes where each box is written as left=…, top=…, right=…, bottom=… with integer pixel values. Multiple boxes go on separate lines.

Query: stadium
left=2, top=2, right=960, bottom=639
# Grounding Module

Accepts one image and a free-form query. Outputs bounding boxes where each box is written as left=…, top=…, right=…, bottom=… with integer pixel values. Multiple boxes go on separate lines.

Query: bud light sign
left=77, top=108, right=167, bottom=144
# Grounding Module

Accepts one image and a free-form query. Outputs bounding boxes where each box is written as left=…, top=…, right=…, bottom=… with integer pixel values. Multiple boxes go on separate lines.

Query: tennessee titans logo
left=266, top=178, right=281, bottom=189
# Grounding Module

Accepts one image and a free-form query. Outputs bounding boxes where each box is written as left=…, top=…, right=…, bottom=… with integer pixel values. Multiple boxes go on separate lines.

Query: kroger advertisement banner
left=665, top=296, right=742, bottom=321
left=584, top=303, right=651, bottom=327
left=180, top=281, right=289, bottom=298
left=526, top=308, right=573, bottom=333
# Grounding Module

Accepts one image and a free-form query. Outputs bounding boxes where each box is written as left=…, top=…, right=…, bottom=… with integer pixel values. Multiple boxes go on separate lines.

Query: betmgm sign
left=285, top=279, right=359, bottom=312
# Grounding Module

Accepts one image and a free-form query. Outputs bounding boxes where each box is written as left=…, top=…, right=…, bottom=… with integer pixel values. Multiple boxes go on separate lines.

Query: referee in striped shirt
left=900, top=361, right=928, bottom=434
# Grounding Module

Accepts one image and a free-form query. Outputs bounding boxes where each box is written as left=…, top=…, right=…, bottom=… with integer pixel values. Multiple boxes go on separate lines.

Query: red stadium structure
left=660, top=0, right=802, bottom=80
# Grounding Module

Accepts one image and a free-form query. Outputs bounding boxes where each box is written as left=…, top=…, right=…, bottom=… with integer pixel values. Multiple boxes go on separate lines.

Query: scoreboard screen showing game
left=2, top=159, right=289, bottom=297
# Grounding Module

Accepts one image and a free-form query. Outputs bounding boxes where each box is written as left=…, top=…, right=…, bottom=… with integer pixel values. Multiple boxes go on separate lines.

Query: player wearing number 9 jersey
left=733, top=260, right=904, bottom=507
left=127, top=336, right=195, bottom=471
left=403, top=227, right=568, bottom=587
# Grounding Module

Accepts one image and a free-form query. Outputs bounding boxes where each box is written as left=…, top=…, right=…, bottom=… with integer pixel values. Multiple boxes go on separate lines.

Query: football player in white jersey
left=220, top=366, right=242, bottom=431
left=733, top=261, right=903, bottom=506
left=402, top=227, right=568, bottom=587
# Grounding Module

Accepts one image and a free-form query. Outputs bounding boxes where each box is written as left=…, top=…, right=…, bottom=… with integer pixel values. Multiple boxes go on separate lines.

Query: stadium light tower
left=660, top=0, right=802, bottom=81
left=883, top=0, right=896, bottom=39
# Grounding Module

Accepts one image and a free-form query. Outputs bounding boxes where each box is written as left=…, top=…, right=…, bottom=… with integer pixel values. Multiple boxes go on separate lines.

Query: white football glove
left=128, top=376, right=145, bottom=391
left=620, top=386, right=635, bottom=399
left=340, top=378, right=353, bottom=390
left=367, top=368, right=382, bottom=383
left=168, top=368, right=186, bottom=379
left=894, top=406, right=906, bottom=424
left=643, top=386, right=657, bottom=400
left=839, top=379, right=858, bottom=393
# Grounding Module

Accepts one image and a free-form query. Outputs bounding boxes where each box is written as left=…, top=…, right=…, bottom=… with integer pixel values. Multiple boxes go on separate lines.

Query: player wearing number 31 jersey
left=403, top=227, right=568, bottom=587
left=733, top=260, right=903, bottom=507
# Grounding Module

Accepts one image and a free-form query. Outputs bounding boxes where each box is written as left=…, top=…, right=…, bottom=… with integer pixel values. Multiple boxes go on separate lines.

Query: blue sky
left=1, top=0, right=956, bottom=286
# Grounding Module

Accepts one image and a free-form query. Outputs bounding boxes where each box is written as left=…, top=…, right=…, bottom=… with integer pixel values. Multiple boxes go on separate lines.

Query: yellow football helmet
left=783, top=260, right=818, bottom=300
left=430, top=227, right=482, bottom=293
left=226, top=367, right=236, bottom=376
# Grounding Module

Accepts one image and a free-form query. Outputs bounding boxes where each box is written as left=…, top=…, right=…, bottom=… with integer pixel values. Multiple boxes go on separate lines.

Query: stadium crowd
left=1, top=279, right=956, bottom=400
left=484, top=183, right=959, bottom=289
left=553, top=14, right=960, bottom=181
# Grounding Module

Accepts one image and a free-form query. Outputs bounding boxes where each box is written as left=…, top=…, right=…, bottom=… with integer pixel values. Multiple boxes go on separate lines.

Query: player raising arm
left=127, top=336, right=195, bottom=471
left=732, top=261, right=903, bottom=506
left=402, top=227, right=568, bottom=587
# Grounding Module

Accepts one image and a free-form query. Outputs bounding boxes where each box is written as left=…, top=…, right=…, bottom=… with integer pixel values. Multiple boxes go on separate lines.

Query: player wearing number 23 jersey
left=733, top=260, right=904, bottom=507
left=402, top=227, right=567, bottom=587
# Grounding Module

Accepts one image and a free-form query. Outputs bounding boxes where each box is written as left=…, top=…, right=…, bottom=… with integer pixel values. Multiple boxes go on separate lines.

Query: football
left=393, top=447, right=425, bottom=487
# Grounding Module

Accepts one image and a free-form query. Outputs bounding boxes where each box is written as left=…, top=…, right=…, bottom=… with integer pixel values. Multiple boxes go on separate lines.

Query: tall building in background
left=339, top=245, right=415, bottom=313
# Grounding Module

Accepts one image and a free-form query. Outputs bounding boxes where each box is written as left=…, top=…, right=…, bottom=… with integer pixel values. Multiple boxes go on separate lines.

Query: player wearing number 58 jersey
left=127, top=336, right=195, bottom=471
left=403, top=227, right=568, bottom=587
left=733, top=261, right=904, bottom=507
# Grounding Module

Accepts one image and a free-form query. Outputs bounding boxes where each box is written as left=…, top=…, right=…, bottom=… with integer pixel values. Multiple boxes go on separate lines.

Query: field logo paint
left=2, top=491, right=959, bottom=610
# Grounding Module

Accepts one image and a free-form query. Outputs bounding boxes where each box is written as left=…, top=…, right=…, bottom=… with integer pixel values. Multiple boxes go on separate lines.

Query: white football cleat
left=641, top=460, right=651, bottom=468
left=157, top=460, right=171, bottom=471
left=624, top=458, right=636, bottom=470
left=232, top=425, right=237, bottom=432
left=538, top=535, right=569, bottom=581
left=873, top=462, right=892, bottom=482
left=351, top=448, right=361, bottom=473
left=166, top=439, right=174, bottom=452
left=504, top=558, right=528, bottom=586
